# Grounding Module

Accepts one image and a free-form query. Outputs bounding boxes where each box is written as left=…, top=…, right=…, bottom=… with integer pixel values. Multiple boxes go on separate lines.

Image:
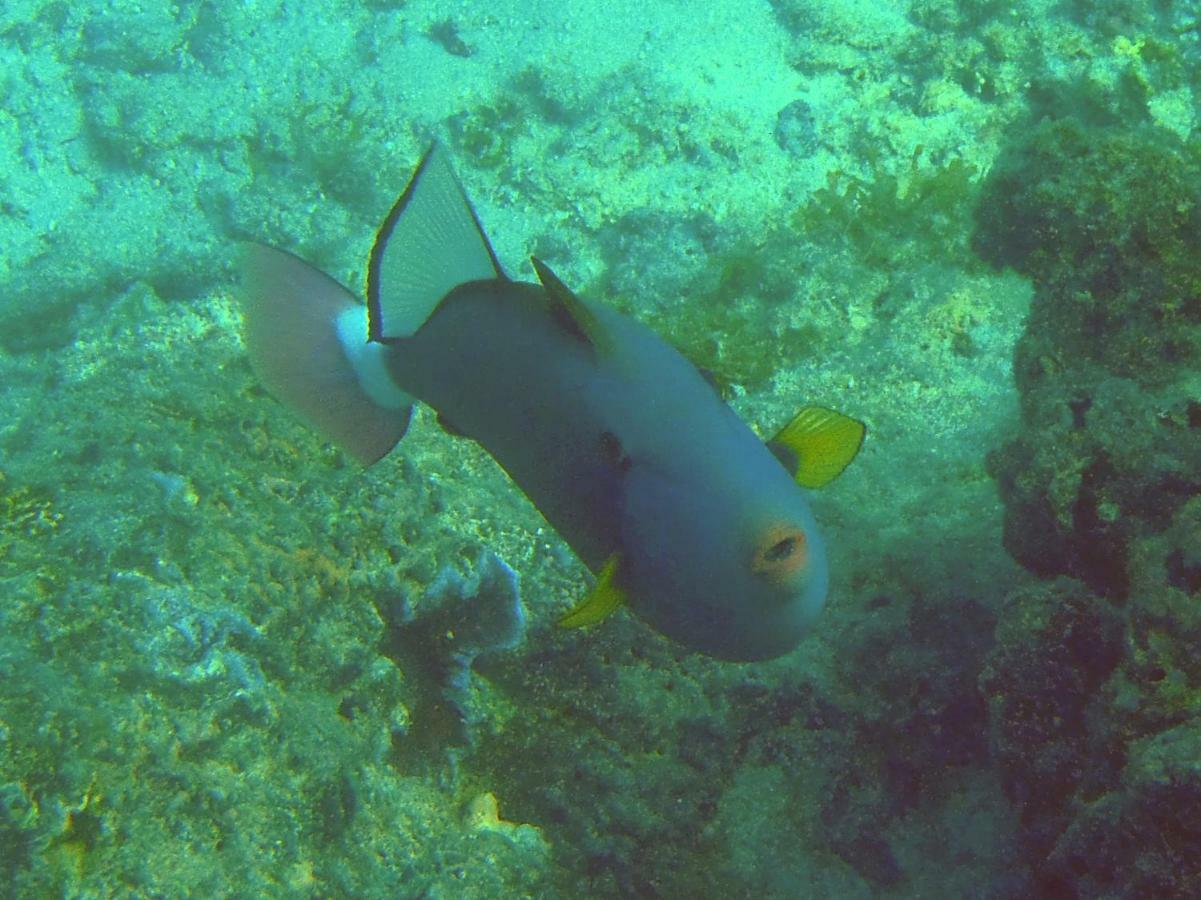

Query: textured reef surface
left=978, top=104, right=1201, bottom=896
left=1, top=0, right=1199, bottom=896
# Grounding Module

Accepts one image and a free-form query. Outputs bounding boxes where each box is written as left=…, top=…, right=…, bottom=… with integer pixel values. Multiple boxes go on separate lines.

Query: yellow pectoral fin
left=558, top=554, right=625, bottom=628
left=770, top=405, right=866, bottom=488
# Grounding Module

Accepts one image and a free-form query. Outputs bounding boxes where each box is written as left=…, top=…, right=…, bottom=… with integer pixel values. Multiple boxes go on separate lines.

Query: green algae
left=631, top=153, right=981, bottom=392
left=794, top=154, right=979, bottom=269
left=447, top=98, right=525, bottom=172
left=636, top=251, right=827, bottom=393
left=0, top=471, right=60, bottom=547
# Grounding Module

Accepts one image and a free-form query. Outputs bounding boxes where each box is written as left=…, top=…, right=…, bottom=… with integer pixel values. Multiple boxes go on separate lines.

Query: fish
left=237, top=145, right=864, bottom=661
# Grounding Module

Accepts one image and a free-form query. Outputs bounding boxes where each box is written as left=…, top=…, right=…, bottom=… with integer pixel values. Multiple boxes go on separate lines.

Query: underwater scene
left=2, top=0, right=1200, bottom=896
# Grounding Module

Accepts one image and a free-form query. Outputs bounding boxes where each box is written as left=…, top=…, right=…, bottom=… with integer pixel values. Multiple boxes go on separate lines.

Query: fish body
left=239, top=146, right=863, bottom=661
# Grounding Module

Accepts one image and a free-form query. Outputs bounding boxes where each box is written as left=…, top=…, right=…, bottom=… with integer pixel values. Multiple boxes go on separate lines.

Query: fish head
left=620, top=454, right=828, bottom=661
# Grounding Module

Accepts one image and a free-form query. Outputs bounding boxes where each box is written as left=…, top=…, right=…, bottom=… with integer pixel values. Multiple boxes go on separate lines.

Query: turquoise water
left=2, top=0, right=1199, bottom=896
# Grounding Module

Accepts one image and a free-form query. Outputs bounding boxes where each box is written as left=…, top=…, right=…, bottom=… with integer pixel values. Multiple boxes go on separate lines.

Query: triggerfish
left=238, top=145, right=864, bottom=661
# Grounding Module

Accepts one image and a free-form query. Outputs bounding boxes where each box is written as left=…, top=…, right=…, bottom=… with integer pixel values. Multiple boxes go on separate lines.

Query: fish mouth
left=750, top=522, right=808, bottom=584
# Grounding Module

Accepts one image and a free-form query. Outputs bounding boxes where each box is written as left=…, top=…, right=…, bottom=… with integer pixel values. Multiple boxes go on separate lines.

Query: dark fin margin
left=366, top=143, right=506, bottom=342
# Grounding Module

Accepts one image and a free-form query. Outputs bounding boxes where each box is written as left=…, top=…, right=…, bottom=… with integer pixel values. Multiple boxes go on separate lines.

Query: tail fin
left=238, top=243, right=412, bottom=466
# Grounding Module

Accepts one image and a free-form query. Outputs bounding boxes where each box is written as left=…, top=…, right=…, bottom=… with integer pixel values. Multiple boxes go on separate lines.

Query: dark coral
left=976, top=110, right=1201, bottom=895
left=973, top=119, right=1201, bottom=380
left=1046, top=721, right=1201, bottom=898
left=976, top=117, right=1201, bottom=598
left=978, top=579, right=1124, bottom=862
left=815, top=593, right=996, bottom=890
left=373, top=552, right=526, bottom=765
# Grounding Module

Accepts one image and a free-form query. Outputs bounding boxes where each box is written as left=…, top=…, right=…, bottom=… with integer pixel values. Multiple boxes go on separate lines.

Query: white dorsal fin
left=367, top=144, right=504, bottom=340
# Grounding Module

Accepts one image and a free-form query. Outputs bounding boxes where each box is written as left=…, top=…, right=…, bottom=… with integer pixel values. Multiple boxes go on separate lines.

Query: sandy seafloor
left=2, top=0, right=1200, bottom=896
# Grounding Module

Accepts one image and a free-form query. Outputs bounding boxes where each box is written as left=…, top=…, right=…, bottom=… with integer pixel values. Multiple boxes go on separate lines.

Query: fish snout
left=749, top=522, right=809, bottom=586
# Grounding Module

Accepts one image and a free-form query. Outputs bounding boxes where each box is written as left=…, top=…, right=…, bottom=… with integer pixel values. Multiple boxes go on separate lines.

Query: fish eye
left=751, top=524, right=807, bottom=581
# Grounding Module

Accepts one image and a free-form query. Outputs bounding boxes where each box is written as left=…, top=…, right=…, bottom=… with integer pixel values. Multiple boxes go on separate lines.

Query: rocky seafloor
left=1, top=0, right=1199, bottom=896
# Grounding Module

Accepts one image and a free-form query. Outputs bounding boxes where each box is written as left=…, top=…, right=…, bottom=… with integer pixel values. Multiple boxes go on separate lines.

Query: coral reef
left=374, top=551, right=527, bottom=765
left=979, top=579, right=1125, bottom=864
left=11, top=0, right=1201, bottom=894
left=0, top=280, right=550, bottom=896
left=977, top=102, right=1201, bottom=895
left=978, top=116, right=1201, bottom=598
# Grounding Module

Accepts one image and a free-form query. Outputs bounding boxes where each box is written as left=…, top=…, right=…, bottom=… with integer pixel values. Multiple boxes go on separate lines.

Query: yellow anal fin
left=558, top=554, right=625, bottom=628
left=770, top=405, right=865, bottom=488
